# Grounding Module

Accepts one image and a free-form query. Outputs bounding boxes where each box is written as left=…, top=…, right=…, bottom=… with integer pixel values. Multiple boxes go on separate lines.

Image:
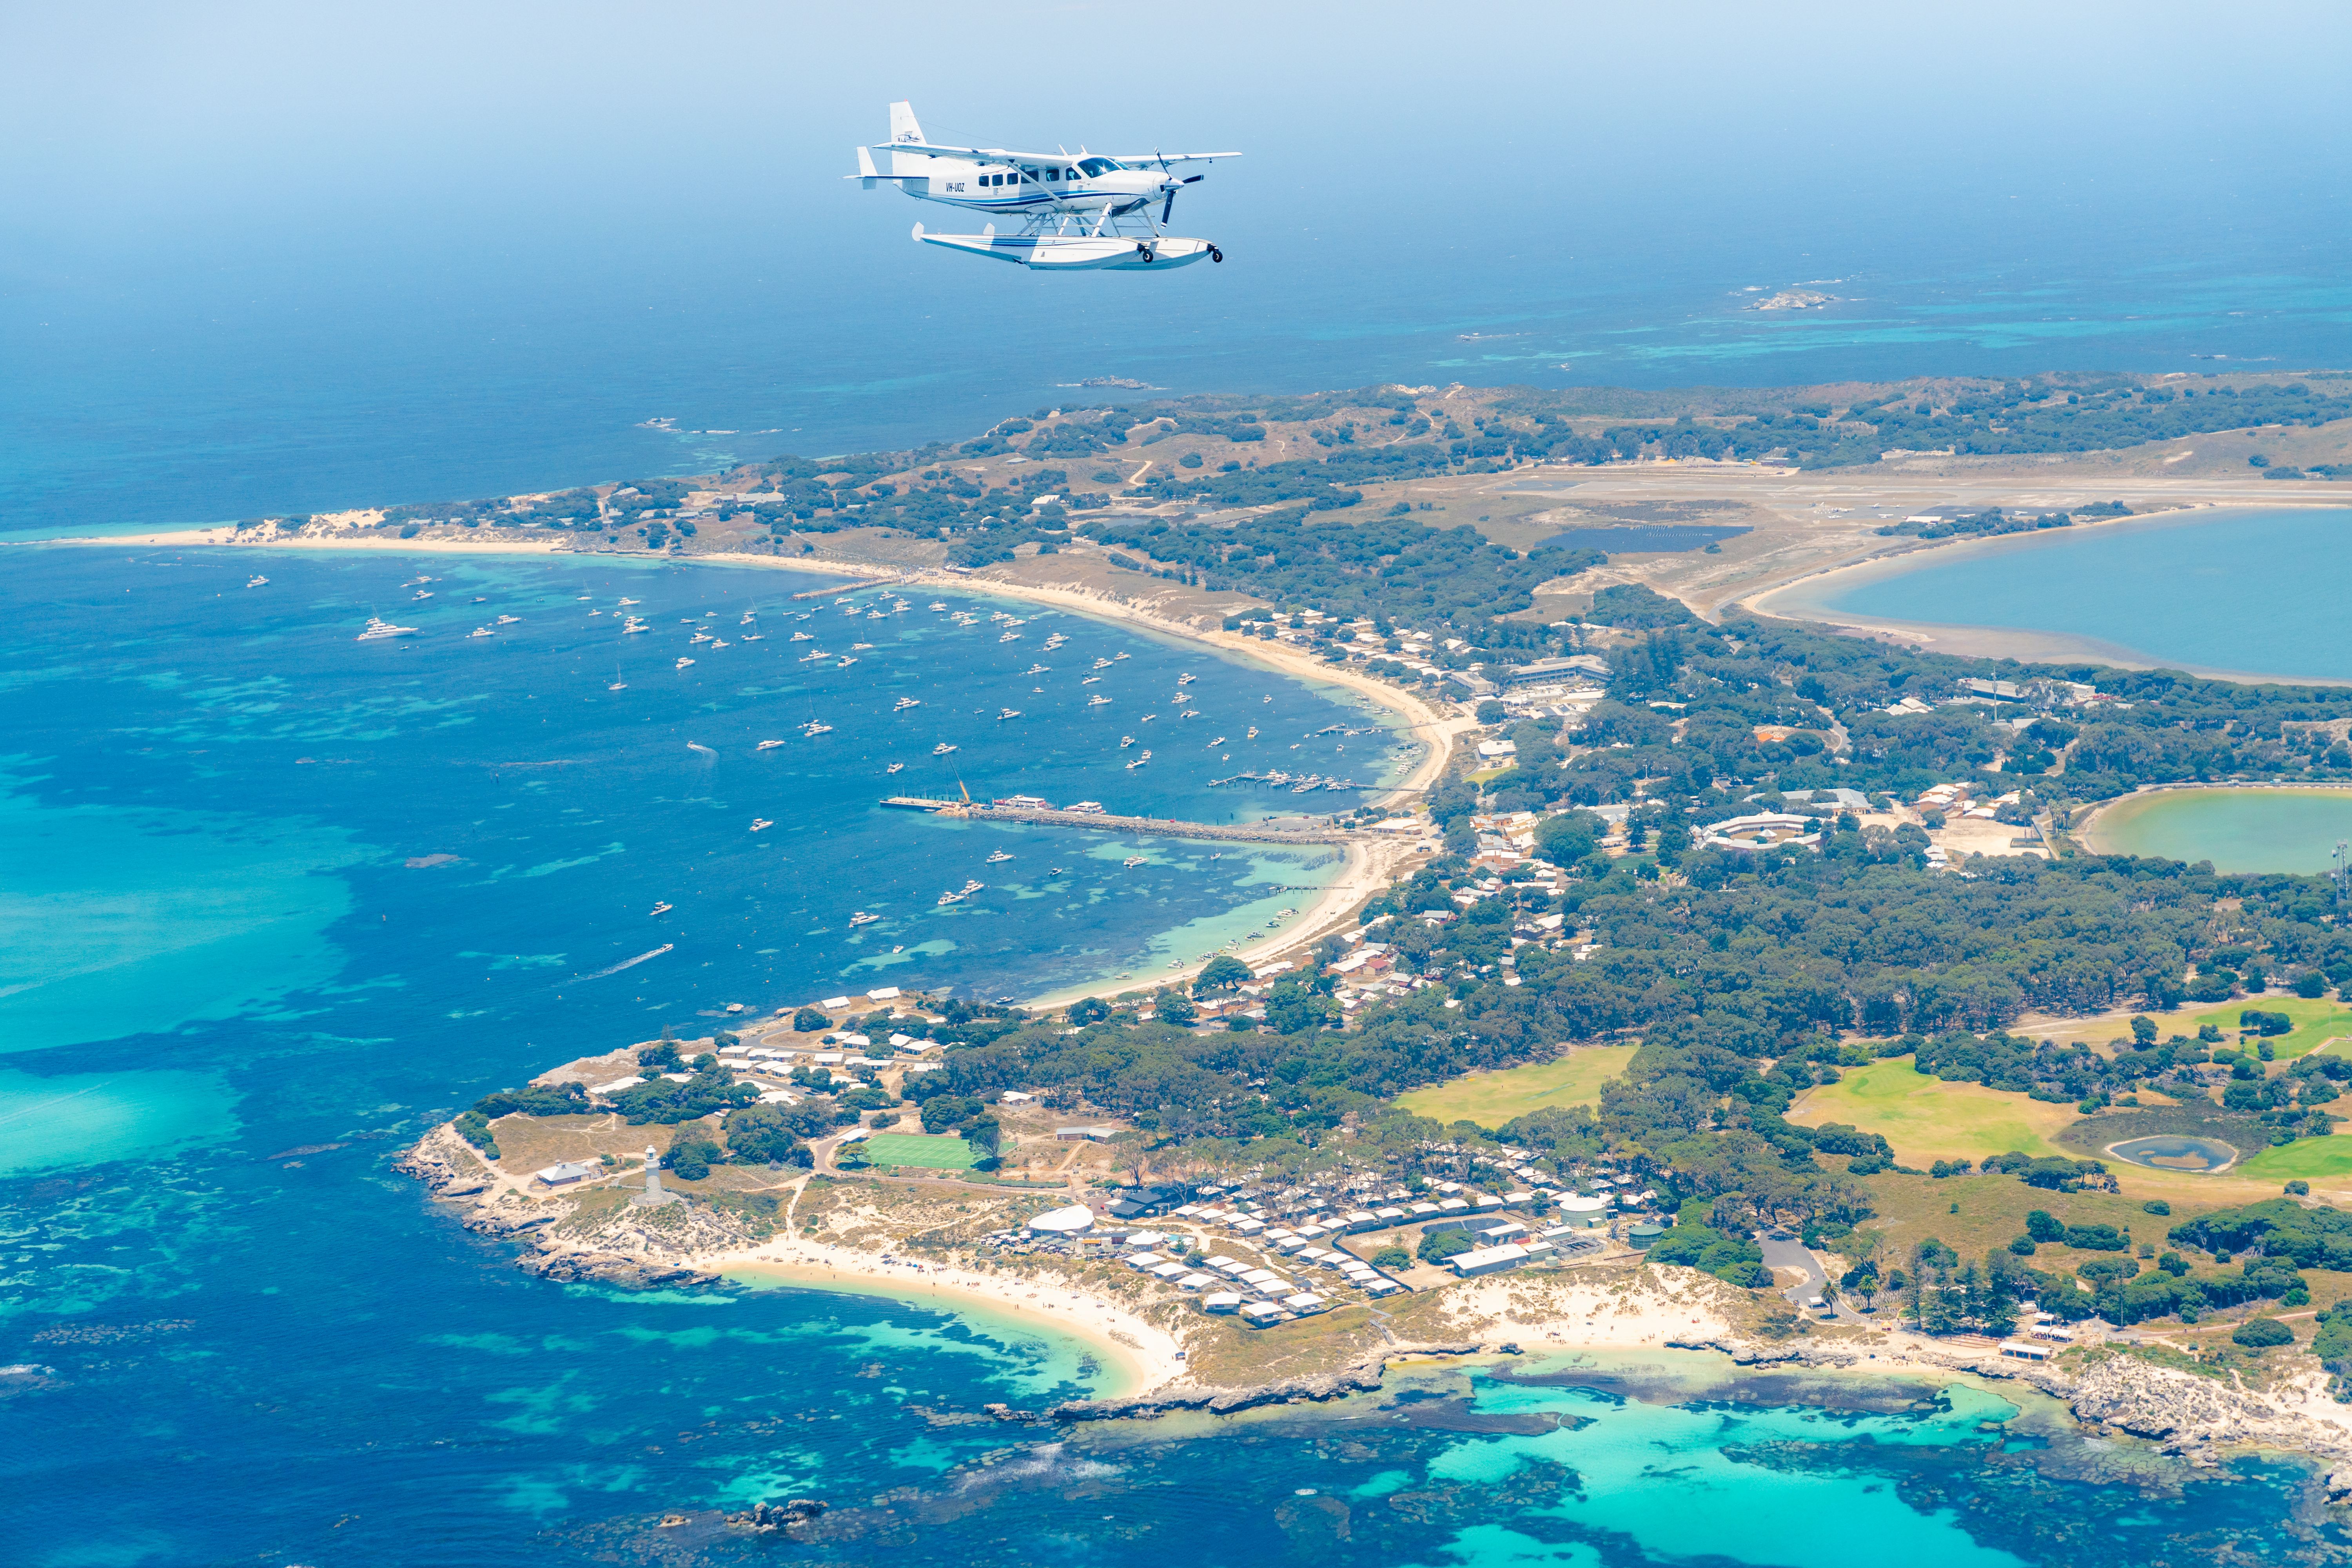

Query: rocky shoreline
left=394, top=1131, right=2352, bottom=1489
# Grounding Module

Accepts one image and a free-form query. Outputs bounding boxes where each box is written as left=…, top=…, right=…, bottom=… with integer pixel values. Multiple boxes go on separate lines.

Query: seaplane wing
left=1100, top=152, right=1242, bottom=164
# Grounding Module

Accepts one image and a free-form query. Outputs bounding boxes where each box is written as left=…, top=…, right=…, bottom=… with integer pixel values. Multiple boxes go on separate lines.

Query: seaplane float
left=853, top=101, right=1234, bottom=271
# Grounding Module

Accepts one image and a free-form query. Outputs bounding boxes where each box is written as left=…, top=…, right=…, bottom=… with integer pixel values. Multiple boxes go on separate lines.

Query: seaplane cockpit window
left=1076, top=157, right=1117, bottom=178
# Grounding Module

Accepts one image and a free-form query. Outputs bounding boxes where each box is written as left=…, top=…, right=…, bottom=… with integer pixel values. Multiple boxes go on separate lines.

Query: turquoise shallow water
left=2087, top=788, right=2352, bottom=873
left=0, top=544, right=2339, bottom=1565
left=1819, top=507, right=2352, bottom=682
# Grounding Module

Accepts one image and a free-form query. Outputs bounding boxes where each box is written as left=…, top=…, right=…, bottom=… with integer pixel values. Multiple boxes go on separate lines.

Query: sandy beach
left=712, top=1236, right=1189, bottom=1396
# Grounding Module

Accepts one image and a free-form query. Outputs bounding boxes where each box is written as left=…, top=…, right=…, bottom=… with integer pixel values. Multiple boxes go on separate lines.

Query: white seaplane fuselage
left=854, top=102, right=1234, bottom=271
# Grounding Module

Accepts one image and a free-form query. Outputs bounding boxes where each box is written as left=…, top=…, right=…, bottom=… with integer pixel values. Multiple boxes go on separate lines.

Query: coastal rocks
left=1038, top=1341, right=1495, bottom=1424
left=2328, top=1465, right=2352, bottom=1502
left=2067, top=1353, right=2289, bottom=1446
left=517, top=1249, right=722, bottom=1289
left=724, top=1499, right=826, bottom=1532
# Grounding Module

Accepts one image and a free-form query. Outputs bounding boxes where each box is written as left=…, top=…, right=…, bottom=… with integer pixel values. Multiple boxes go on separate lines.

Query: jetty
left=790, top=577, right=902, bottom=601
left=880, top=797, right=1356, bottom=845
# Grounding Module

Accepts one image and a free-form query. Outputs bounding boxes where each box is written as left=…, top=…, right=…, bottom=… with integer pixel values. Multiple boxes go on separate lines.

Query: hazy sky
left=7, top=1, right=2346, bottom=269
left=5, top=3, right=2349, bottom=525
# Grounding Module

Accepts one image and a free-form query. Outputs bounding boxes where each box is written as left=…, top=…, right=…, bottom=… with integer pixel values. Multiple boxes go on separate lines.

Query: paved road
left=1758, top=1234, right=1828, bottom=1309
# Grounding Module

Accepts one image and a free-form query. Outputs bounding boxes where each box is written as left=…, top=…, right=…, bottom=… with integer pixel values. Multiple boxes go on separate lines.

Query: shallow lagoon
left=2082, top=787, right=2352, bottom=874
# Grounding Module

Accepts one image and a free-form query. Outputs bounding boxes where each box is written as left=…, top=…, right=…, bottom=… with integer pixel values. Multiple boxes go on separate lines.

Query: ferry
left=790, top=631, right=814, bottom=641
left=246, top=575, right=268, bottom=588
left=495, top=614, right=521, bottom=625
left=650, top=901, right=673, bottom=916
left=750, top=818, right=773, bottom=832
left=933, top=742, right=958, bottom=755
left=1123, top=856, right=1147, bottom=868
left=1119, top=735, right=1136, bottom=747
left=1087, top=695, right=1111, bottom=707
left=985, top=850, right=1013, bottom=864
left=675, top=657, right=695, bottom=669
left=886, top=762, right=905, bottom=773
left=849, top=911, right=882, bottom=926
left=893, top=697, right=921, bottom=711
left=997, top=708, right=1021, bottom=720
left=356, top=617, right=417, bottom=641
left=468, top=626, right=494, bottom=638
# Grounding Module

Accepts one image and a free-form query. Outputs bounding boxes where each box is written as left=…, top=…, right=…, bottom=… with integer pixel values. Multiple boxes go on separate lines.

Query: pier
left=880, top=797, right=1357, bottom=845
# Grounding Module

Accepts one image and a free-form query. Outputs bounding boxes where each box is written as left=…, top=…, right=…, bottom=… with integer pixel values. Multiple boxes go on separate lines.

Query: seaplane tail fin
left=855, top=145, right=880, bottom=187
left=888, top=101, right=924, bottom=146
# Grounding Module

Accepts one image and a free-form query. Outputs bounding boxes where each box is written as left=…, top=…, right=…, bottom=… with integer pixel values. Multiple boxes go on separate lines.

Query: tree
left=1372, top=1245, right=1411, bottom=1269
left=965, top=1114, right=1003, bottom=1155
left=1155, top=990, right=1199, bottom=1027
left=666, top=1134, right=724, bottom=1181
left=1194, top=955, right=1252, bottom=994
left=793, top=1007, right=829, bottom=1032
left=1068, top=996, right=1111, bottom=1025
left=1418, top=1229, right=1474, bottom=1264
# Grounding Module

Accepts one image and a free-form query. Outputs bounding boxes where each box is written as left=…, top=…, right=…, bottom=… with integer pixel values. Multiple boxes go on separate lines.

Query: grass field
left=1788, top=1062, right=2079, bottom=1165
left=1395, top=1045, right=1639, bottom=1128
left=858, top=1133, right=976, bottom=1170
left=2235, top=1134, right=2352, bottom=1183
left=2035, top=994, right=2352, bottom=1060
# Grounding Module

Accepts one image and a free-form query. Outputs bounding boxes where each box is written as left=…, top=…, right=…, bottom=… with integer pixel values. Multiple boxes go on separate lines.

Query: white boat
left=356, top=617, right=417, bottom=641
left=412, top=590, right=434, bottom=600
left=850, top=911, right=882, bottom=926
left=1024, top=664, right=1048, bottom=675
left=790, top=631, right=813, bottom=641
left=1140, top=750, right=1152, bottom=760
left=750, top=818, right=773, bottom=832
left=650, top=901, right=673, bottom=916
left=1087, top=695, right=1111, bottom=706
left=623, top=622, right=648, bottom=634
left=929, top=601, right=948, bottom=611
left=1178, top=674, right=1195, bottom=685
left=1125, top=757, right=1145, bottom=769
left=618, top=598, right=640, bottom=606
left=999, top=631, right=1021, bottom=642
left=495, top=614, right=521, bottom=625
left=803, top=722, right=833, bottom=736
left=742, top=633, right=762, bottom=641
left=1093, top=658, right=1113, bottom=669
left=676, top=657, right=696, bottom=669
left=837, top=657, right=857, bottom=667
left=1247, top=727, right=1259, bottom=739
left=1113, top=652, right=1129, bottom=661
left=246, top=575, right=268, bottom=587
left=1124, top=855, right=1148, bottom=867
left=799, top=650, right=827, bottom=662
left=757, top=739, right=786, bottom=751
left=1208, top=736, right=1226, bottom=746
left=886, top=762, right=905, bottom=773
left=962, top=879, right=984, bottom=892
left=936, top=890, right=963, bottom=905
left=1119, top=735, right=1135, bottom=748
left=997, top=708, right=1021, bottom=720
left=933, top=742, right=958, bottom=755
left=986, top=850, right=1013, bottom=863
left=893, top=697, right=920, bottom=710
left=710, top=639, right=728, bottom=650
left=468, top=626, right=494, bottom=638
left=691, top=632, right=713, bottom=643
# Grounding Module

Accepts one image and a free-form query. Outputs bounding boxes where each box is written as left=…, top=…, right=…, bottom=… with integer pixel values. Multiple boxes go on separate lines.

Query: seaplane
left=853, top=101, right=1236, bottom=270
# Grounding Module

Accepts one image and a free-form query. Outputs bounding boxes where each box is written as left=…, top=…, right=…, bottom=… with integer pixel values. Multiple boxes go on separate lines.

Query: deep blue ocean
left=2, top=541, right=2342, bottom=1566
